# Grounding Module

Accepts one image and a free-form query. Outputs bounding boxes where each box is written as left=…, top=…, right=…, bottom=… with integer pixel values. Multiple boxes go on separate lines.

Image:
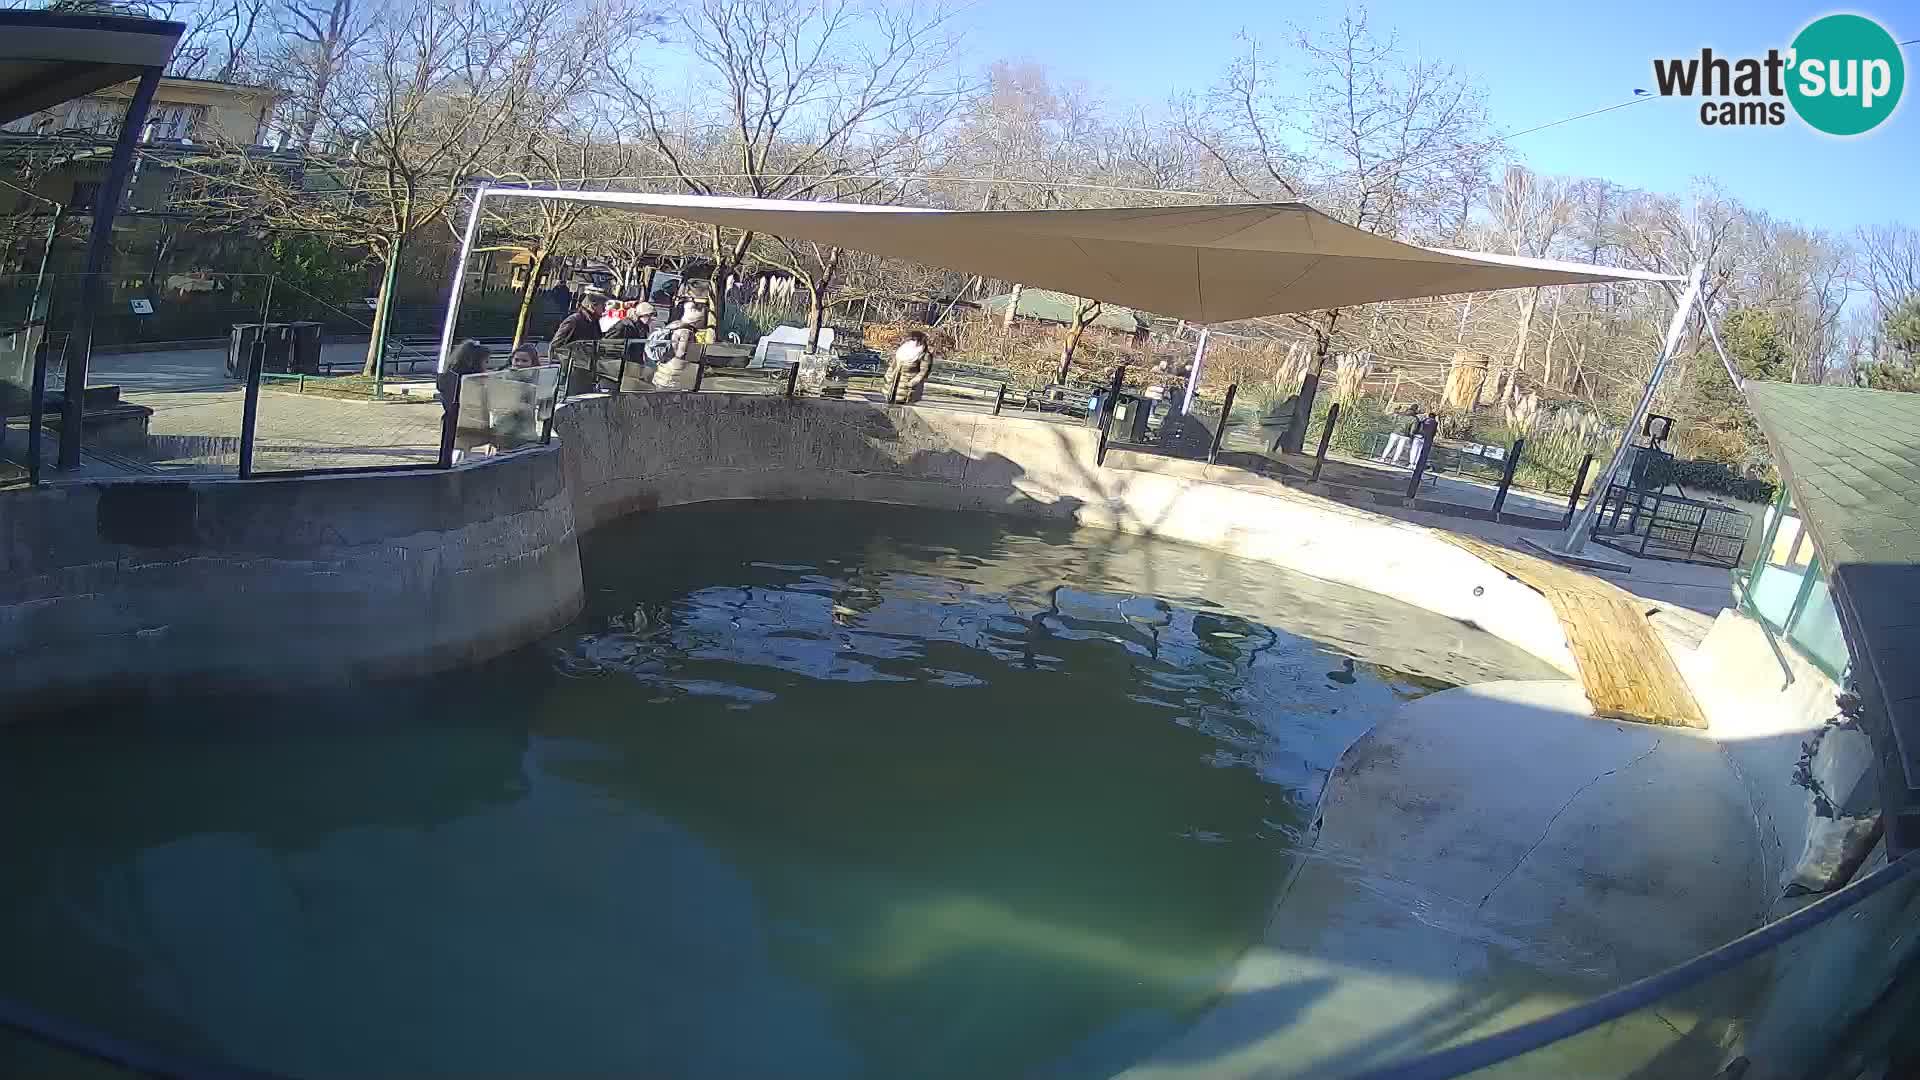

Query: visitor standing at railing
left=1378, top=403, right=1421, bottom=466
left=651, top=290, right=710, bottom=390
left=551, top=291, right=605, bottom=393
left=1412, top=410, right=1439, bottom=466
left=886, top=331, right=932, bottom=403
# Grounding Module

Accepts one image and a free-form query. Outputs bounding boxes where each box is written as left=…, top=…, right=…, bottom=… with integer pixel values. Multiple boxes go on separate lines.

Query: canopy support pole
left=1182, top=327, right=1210, bottom=415
left=437, top=184, right=490, bottom=373
left=1558, top=262, right=1706, bottom=556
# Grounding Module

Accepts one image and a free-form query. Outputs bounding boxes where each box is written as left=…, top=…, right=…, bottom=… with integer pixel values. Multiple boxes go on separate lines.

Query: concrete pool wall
left=555, top=392, right=1582, bottom=680
left=0, top=444, right=582, bottom=706
left=5, top=391, right=1583, bottom=704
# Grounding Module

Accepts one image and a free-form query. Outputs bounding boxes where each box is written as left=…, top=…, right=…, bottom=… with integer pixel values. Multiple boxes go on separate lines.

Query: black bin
left=287, top=321, right=323, bottom=374
left=228, top=323, right=297, bottom=377
left=227, top=323, right=261, bottom=378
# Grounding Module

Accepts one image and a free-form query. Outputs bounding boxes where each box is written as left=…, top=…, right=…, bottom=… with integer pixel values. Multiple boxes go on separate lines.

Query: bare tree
left=1183, top=6, right=1492, bottom=445
left=606, top=0, right=968, bottom=323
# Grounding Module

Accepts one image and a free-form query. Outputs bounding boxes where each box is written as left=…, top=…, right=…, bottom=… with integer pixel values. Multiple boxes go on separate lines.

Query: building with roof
left=1742, top=382, right=1920, bottom=853
left=979, top=287, right=1149, bottom=336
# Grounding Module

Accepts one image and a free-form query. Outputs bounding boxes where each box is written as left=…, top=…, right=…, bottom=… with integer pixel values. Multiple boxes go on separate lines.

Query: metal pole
left=1310, top=402, right=1339, bottom=482
left=26, top=337, right=49, bottom=485
left=784, top=360, right=799, bottom=398
left=438, top=379, right=460, bottom=468
left=1559, top=263, right=1705, bottom=554
left=1492, top=437, right=1524, bottom=517
left=4, top=203, right=62, bottom=464
left=237, top=336, right=264, bottom=477
left=59, top=68, right=161, bottom=470
left=1094, top=365, right=1126, bottom=467
left=887, top=369, right=901, bottom=404
left=1406, top=434, right=1435, bottom=500
left=435, top=185, right=489, bottom=377
left=993, top=383, right=1006, bottom=416
left=691, top=359, right=706, bottom=393
left=1208, top=383, right=1238, bottom=464
left=1564, top=453, right=1594, bottom=528
left=1699, top=306, right=1743, bottom=392
left=1181, top=327, right=1210, bottom=415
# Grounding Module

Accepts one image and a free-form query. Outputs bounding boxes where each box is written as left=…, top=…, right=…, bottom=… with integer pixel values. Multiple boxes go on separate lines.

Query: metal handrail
left=0, top=996, right=288, bottom=1080
left=1731, top=571, right=1797, bottom=690
left=1354, top=852, right=1918, bottom=1080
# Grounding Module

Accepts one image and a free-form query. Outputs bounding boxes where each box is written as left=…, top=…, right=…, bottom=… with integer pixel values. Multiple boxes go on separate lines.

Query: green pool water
left=0, top=502, right=1560, bottom=1078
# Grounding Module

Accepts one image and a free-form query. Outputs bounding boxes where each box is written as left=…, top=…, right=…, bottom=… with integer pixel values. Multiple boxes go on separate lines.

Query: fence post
left=1094, top=365, right=1126, bottom=467
left=1406, top=432, right=1435, bottom=499
left=1208, top=383, right=1238, bottom=464
left=1310, top=402, right=1339, bottom=482
left=993, top=383, right=1006, bottom=416
left=690, top=359, right=706, bottom=393
left=614, top=347, right=629, bottom=395
left=438, top=377, right=460, bottom=468
left=1492, top=436, right=1524, bottom=518
left=237, top=335, right=265, bottom=478
left=785, top=360, right=799, bottom=398
left=25, top=336, right=49, bottom=486
left=1564, top=453, right=1595, bottom=527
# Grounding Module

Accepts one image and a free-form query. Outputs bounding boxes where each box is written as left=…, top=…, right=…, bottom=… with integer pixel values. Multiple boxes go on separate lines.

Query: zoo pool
left=0, top=502, right=1562, bottom=1079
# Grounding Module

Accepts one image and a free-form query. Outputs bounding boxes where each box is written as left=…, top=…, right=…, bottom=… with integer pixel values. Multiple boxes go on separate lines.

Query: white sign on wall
left=129, top=298, right=154, bottom=315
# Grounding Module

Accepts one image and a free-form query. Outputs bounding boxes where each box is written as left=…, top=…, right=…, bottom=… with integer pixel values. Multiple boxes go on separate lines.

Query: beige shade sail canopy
left=481, top=188, right=1679, bottom=324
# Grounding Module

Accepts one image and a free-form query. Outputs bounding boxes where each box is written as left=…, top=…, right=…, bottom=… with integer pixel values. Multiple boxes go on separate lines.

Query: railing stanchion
left=237, top=335, right=265, bottom=478
left=614, top=346, right=629, bottom=395
left=25, top=336, right=48, bottom=486
left=438, top=378, right=460, bottom=468
left=690, top=358, right=705, bottom=393
left=785, top=360, right=799, bottom=398
left=1492, top=436, right=1524, bottom=518
left=1565, top=453, right=1595, bottom=528
left=1310, top=402, right=1339, bottom=482
left=887, top=370, right=901, bottom=404
left=1207, top=383, right=1237, bottom=464
left=1406, top=429, right=1435, bottom=500
left=993, top=382, right=1006, bottom=416
left=1094, top=365, right=1126, bottom=467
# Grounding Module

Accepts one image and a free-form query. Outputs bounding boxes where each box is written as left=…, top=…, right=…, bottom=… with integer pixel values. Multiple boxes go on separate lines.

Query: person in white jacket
left=885, top=332, right=932, bottom=403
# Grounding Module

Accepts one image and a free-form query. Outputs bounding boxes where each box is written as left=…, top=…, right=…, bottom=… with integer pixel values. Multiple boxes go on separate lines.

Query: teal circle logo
left=1787, top=14, right=1904, bottom=136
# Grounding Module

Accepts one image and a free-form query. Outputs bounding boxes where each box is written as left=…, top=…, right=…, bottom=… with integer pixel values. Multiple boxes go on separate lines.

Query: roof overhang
left=0, top=11, right=184, bottom=128
left=481, top=188, right=1682, bottom=324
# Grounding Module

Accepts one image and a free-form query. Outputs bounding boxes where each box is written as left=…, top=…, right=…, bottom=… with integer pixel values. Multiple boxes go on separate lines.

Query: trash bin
left=1111, top=392, right=1152, bottom=442
left=227, top=323, right=262, bottom=379
left=287, top=321, right=323, bottom=374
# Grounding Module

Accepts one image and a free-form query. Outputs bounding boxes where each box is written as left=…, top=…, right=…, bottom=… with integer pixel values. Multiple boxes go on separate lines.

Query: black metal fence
left=1591, top=483, right=1751, bottom=567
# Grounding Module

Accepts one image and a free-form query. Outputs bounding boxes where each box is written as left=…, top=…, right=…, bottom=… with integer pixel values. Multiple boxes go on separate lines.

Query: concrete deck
left=1121, top=680, right=1764, bottom=1079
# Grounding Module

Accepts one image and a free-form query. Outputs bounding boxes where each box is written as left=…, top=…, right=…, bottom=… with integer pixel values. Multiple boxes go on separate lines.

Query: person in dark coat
left=551, top=291, right=606, bottom=391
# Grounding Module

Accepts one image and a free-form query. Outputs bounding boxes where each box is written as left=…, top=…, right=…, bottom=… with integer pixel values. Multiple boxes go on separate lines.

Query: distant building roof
left=979, top=288, right=1146, bottom=334
left=1745, top=382, right=1920, bottom=850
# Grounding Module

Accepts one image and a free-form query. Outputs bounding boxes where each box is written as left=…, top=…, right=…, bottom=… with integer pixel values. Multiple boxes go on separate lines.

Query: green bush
left=1642, top=455, right=1776, bottom=503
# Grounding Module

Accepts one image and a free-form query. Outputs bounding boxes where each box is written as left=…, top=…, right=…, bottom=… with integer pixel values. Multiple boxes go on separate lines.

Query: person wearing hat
left=551, top=289, right=606, bottom=393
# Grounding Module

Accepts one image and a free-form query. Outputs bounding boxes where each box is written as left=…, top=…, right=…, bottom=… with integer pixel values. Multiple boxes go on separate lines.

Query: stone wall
left=555, top=392, right=1580, bottom=678
left=1, top=445, right=582, bottom=707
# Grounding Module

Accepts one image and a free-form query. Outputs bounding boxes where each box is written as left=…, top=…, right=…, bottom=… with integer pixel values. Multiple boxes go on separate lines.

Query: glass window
left=1749, top=491, right=1811, bottom=630
left=1787, top=565, right=1850, bottom=677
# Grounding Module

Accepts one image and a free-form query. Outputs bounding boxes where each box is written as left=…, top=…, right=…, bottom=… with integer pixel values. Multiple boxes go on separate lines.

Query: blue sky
left=959, top=0, right=1916, bottom=235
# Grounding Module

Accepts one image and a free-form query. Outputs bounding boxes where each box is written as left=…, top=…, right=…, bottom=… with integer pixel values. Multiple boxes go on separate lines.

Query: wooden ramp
left=1442, top=534, right=1707, bottom=729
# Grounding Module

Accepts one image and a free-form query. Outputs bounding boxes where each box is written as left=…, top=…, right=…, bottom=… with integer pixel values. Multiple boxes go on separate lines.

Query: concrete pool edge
left=1, top=391, right=1581, bottom=707
left=555, top=392, right=1583, bottom=684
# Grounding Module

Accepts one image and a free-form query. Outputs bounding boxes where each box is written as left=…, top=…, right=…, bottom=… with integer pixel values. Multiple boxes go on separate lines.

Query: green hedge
left=1643, top=455, right=1776, bottom=503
